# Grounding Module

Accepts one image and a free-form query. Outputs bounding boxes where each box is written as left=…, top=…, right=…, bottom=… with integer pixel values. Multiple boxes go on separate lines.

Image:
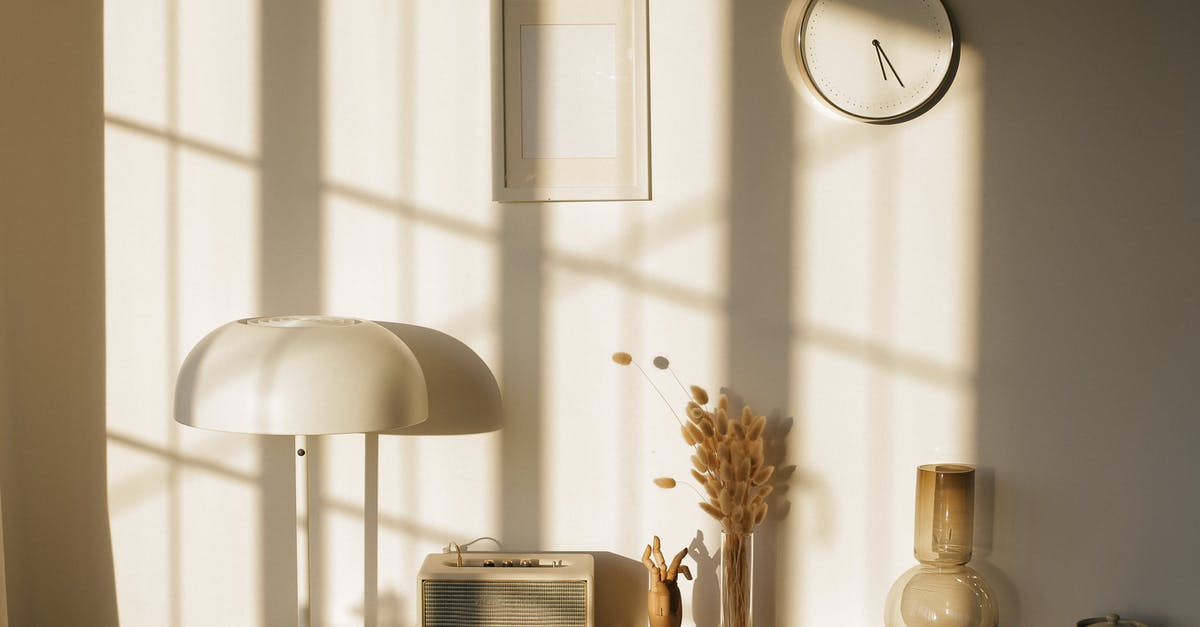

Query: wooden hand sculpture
left=643, top=535, right=692, bottom=627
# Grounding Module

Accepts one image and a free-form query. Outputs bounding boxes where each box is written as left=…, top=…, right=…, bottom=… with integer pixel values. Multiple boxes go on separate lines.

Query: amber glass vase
left=720, top=531, right=753, bottom=627
left=884, top=464, right=997, bottom=627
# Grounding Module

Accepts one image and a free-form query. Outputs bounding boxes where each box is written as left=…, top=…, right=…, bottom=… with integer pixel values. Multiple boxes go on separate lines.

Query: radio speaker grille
left=422, top=579, right=588, bottom=627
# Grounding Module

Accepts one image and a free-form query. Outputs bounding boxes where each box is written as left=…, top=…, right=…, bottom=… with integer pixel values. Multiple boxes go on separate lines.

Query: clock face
left=797, top=0, right=957, bottom=123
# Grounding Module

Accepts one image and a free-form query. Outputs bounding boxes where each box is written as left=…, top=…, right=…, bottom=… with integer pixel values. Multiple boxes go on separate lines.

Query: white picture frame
left=494, top=0, right=650, bottom=202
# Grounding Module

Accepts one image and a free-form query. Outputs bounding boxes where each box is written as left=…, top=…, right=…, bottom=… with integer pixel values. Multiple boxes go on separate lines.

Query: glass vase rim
left=917, top=463, right=974, bottom=474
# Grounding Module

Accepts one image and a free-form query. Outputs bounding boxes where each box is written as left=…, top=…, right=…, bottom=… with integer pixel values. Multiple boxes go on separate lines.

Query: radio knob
left=501, top=559, right=514, bottom=567
left=520, top=559, right=539, bottom=567
left=482, top=559, right=495, bottom=567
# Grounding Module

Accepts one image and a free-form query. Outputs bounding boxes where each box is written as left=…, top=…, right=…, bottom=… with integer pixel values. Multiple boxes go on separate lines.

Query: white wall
left=102, top=0, right=1200, bottom=626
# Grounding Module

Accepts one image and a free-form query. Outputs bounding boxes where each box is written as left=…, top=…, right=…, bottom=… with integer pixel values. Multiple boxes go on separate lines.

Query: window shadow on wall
left=726, top=1, right=798, bottom=625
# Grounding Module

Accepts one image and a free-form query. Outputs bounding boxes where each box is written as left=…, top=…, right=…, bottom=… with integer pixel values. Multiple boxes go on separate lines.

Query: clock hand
left=872, top=40, right=888, bottom=81
left=874, top=40, right=905, bottom=88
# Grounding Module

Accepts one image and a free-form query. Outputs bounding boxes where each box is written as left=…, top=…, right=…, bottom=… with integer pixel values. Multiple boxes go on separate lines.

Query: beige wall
left=99, top=0, right=1200, bottom=626
left=0, top=0, right=118, bottom=625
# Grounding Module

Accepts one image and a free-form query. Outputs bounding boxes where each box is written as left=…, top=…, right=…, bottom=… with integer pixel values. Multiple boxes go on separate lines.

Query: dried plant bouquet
left=614, top=352, right=774, bottom=627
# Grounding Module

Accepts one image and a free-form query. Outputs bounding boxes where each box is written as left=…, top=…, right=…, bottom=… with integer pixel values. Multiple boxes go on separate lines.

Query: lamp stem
left=296, top=435, right=311, bottom=627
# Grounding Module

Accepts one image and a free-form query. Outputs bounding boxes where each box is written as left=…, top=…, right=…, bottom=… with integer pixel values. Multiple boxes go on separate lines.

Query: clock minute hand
left=873, top=39, right=905, bottom=88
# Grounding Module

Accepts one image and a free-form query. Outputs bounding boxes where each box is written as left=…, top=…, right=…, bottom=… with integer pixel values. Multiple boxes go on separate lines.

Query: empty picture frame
left=495, top=0, right=650, bottom=202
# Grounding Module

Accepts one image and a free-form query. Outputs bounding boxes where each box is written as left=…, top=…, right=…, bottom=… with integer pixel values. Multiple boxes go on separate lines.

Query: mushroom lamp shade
left=173, top=315, right=428, bottom=435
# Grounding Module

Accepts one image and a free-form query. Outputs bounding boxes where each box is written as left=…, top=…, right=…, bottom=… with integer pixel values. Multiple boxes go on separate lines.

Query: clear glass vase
left=720, top=531, right=753, bottom=627
left=884, top=464, right=997, bottom=627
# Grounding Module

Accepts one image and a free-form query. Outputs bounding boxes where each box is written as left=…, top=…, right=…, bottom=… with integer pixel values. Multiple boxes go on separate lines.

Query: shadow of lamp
left=374, top=322, right=501, bottom=436
left=173, top=316, right=432, bottom=627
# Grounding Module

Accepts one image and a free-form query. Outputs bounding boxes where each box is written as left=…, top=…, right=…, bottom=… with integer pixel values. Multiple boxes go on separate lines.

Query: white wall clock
left=785, top=0, right=959, bottom=123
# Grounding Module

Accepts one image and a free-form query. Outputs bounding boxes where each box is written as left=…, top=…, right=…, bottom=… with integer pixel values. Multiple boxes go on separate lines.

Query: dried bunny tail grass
left=753, top=502, right=769, bottom=527
left=699, top=501, right=724, bottom=521
left=747, top=416, right=766, bottom=441
left=717, top=442, right=732, bottom=464
left=704, top=479, right=720, bottom=500
left=718, top=490, right=733, bottom=513
left=752, top=465, right=775, bottom=486
left=732, top=505, right=746, bottom=523
left=614, top=352, right=683, bottom=427
left=737, top=458, right=751, bottom=482
left=741, top=405, right=754, bottom=425
left=699, top=420, right=715, bottom=439
left=689, top=385, right=710, bottom=406
left=661, top=477, right=708, bottom=501
left=716, top=410, right=730, bottom=437
left=749, top=440, right=765, bottom=467
left=734, top=481, right=748, bottom=505
left=690, top=468, right=708, bottom=485
left=654, top=356, right=695, bottom=401
left=686, top=402, right=705, bottom=423
left=732, top=421, right=746, bottom=440
left=680, top=425, right=697, bottom=446
left=685, top=423, right=705, bottom=445
left=690, top=454, right=709, bottom=473
left=717, top=393, right=729, bottom=411
left=719, top=463, right=734, bottom=483
left=755, top=484, right=774, bottom=499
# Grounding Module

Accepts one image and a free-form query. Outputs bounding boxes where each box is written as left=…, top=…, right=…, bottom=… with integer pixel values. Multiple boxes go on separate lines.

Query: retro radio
left=417, top=552, right=594, bottom=627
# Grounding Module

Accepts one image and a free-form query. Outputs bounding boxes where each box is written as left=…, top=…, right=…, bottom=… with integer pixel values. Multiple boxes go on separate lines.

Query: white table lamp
left=173, top=315, right=429, bottom=627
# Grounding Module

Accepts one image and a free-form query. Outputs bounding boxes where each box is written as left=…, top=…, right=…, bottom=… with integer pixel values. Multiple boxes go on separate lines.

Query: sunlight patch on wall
left=175, top=147, right=261, bottom=351
left=104, top=0, right=168, bottom=127
left=647, top=0, right=731, bottom=207
left=405, top=1, right=495, bottom=222
left=543, top=267, right=627, bottom=548
left=104, top=121, right=175, bottom=627
left=634, top=295, right=727, bottom=551
left=413, top=224, right=499, bottom=336
left=107, top=445, right=172, bottom=625
left=105, top=126, right=171, bottom=446
left=542, top=193, right=729, bottom=555
left=319, top=434, right=368, bottom=627
left=795, top=130, right=877, bottom=340
left=790, top=344, right=875, bottom=625
left=785, top=45, right=985, bottom=623
left=179, top=471, right=260, bottom=626
left=176, top=0, right=259, bottom=157
left=322, top=194, right=409, bottom=320
left=322, top=0, right=404, bottom=199
left=634, top=202, right=729, bottom=301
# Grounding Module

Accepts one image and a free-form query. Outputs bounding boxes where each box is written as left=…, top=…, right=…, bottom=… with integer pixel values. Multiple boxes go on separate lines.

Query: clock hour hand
left=873, top=40, right=888, bottom=81
left=872, top=39, right=905, bottom=88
